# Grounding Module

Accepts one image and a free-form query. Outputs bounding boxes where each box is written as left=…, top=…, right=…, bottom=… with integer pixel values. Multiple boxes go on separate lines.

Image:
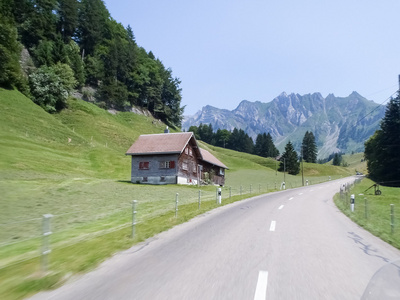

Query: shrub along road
left=29, top=177, right=400, bottom=300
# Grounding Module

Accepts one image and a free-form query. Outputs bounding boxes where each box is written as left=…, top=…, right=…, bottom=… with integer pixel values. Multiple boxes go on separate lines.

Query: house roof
left=199, top=148, right=228, bottom=169
left=126, top=132, right=228, bottom=170
left=126, top=132, right=195, bottom=155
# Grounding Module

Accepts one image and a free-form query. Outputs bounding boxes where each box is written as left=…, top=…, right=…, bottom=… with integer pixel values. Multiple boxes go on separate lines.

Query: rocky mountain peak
left=183, top=92, right=385, bottom=158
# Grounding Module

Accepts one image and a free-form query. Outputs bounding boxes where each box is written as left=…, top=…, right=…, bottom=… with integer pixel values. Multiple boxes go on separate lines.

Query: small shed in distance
left=125, top=131, right=228, bottom=185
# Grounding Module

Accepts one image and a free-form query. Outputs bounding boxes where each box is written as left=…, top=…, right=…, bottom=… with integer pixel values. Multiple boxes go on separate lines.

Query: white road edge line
left=278, top=205, right=284, bottom=210
left=254, top=271, right=269, bottom=300
left=269, top=221, right=276, bottom=231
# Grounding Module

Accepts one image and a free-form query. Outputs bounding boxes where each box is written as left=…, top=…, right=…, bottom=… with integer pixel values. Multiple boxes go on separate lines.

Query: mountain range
left=182, top=92, right=385, bottom=159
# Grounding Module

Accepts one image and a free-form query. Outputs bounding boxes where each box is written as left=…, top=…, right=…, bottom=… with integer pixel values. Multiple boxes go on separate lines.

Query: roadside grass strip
left=334, top=178, right=400, bottom=250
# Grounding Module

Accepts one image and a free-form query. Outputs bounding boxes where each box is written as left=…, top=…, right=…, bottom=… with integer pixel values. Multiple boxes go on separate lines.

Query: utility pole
left=301, top=146, right=304, bottom=186
left=399, top=74, right=400, bottom=91
left=283, top=158, right=286, bottom=183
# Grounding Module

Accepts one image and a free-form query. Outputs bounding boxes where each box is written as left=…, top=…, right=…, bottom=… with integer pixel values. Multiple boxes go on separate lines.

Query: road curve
left=29, top=177, right=400, bottom=300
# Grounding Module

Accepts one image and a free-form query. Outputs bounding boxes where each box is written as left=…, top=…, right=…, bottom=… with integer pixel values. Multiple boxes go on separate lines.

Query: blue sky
left=104, top=0, right=400, bottom=115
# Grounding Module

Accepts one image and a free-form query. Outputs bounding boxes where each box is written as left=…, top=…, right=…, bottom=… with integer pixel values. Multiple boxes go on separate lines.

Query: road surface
left=29, top=177, right=400, bottom=299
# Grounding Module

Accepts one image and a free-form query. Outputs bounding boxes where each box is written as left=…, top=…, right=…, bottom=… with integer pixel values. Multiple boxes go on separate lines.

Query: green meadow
left=335, top=177, right=400, bottom=249
left=0, top=88, right=354, bottom=299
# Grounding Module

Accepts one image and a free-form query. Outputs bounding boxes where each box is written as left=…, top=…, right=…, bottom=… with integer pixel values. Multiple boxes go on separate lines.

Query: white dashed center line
left=269, top=221, right=276, bottom=231
left=278, top=205, right=284, bottom=210
left=289, top=197, right=294, bottom=200
left=298, top=193, right=303, bottom=195
left=254, top=271, right=269, bottom=300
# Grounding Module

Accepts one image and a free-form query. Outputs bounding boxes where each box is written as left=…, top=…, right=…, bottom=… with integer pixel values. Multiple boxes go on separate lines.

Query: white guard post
left=217, top=187, right=222, bottom=204
left=351, top=194, right=355, bottom=212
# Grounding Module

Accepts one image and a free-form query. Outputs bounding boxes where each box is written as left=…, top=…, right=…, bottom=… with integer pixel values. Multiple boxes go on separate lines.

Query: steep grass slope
left=0, top=87, right=353, bottom=238
left=0, top=89, right=353, bottom=299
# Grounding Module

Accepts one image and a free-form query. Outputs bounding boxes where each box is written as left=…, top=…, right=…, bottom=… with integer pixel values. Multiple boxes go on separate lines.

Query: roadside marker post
left=198, top=190, right=201, bottom=209
left=175, top=193, right=179, bottom=218
left=41, top=214, right=53, bottom=273
left=217, top=188, right=222, bottom=205
left=229, top=186, right=231, bottom=199
left=132, top=200, right=137, bottom=238
left=351, top=194, right=355, bottom=212
left=391, top=204, right=394, bottom=234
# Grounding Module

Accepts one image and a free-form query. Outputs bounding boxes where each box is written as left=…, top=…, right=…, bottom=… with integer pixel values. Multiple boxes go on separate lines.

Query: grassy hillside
left=0, top=88, right=353, bottom=299
left=342, top=152, right=367, bottom=174
left=324, top=152, right=367, bottom=174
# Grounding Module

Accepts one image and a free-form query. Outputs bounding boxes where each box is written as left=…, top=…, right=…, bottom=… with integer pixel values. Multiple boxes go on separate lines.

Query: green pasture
left=0, top=88, right=354, bottom=299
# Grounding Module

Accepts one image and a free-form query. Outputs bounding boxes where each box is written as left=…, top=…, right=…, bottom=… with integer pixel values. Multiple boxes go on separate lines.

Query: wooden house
left=125, top=132, right=228, bottom=185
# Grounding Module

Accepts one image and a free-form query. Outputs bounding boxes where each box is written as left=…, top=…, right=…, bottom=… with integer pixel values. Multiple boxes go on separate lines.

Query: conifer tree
left=57, top=0, right=79, bottom=42
left=302, top=131, right=317, bottom=163
left=278, top=141, right=300, bottom=175
left=265, top=132, right=279, bottom=158
left=254, top=132, right=279, bottom=158
left=365, top=95, right=400, bottom=185
left=332, top=153, right=342, bottom=166
left=0, top=0, right=27, bottom=91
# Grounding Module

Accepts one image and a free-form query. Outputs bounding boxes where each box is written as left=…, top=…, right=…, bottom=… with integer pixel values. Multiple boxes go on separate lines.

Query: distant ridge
left=183, top=92, right=385, bottom=158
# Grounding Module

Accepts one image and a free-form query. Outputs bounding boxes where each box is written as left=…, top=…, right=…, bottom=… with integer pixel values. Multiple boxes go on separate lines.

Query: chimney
left=164, top=126, right=169, bottom=133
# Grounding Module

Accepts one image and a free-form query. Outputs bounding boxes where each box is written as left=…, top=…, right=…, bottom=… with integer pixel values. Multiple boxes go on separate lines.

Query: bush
left=29, top=63, right=76, bottom=112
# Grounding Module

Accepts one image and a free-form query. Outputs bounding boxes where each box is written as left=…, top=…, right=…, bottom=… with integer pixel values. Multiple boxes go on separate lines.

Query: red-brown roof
left=199, top=148, right=228, bottom=169
left=126, top=132, right=228, bottom=170
left=126, top=132, right=194, bottom=155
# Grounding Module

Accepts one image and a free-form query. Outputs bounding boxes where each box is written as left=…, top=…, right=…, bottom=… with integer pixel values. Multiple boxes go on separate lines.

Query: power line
left=364, top=84, right=398, bottom=98
left=355, top=90, right=398, bottom=125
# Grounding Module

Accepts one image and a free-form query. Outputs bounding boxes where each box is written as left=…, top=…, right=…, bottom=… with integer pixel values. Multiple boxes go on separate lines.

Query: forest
left=0, top=0, right=184, bottom=127
left=188, top=123, right=280, bottom=158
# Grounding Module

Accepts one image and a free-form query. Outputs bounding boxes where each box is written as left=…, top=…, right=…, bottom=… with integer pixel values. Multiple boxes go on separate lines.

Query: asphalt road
left=29, top=177, right=400, bottom=300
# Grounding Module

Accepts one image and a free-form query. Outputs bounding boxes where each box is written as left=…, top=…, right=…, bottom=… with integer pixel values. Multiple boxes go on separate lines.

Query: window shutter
left=169, top=161, right=175, bottom=168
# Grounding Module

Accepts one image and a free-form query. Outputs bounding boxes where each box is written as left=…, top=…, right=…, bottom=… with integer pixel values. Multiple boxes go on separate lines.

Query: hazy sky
left=104, top=0, right=400, bottom=115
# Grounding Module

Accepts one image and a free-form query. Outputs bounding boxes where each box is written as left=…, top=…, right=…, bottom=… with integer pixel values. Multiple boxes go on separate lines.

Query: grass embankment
left=0, top=88, right=353, bottom=299
left=334, top=178, right=400, bottom=249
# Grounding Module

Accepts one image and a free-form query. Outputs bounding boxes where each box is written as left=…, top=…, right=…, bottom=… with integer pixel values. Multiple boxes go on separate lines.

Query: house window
left=189, top=148, right=193, bottom=156
left=182, top=162, right=188, bottom=170
left=159, top=161, right=175, bottom=169
left=139, top=161, right=149, bottom=170
left=185, top=148, right=189, bottom=155
left=219, top=168, right=225, bottom=175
